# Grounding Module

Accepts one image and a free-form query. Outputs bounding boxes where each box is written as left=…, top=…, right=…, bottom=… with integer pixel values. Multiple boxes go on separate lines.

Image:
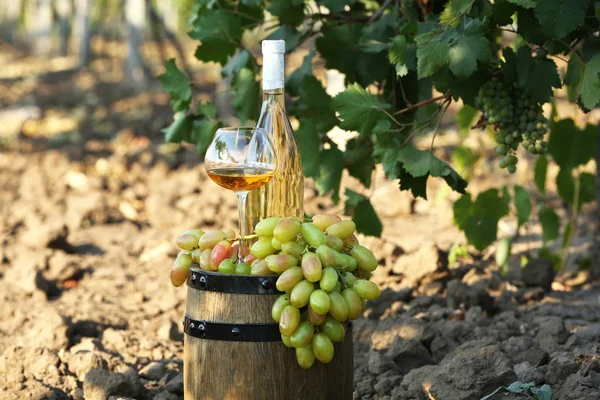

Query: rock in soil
left=521, top=258, right=555, bottom=290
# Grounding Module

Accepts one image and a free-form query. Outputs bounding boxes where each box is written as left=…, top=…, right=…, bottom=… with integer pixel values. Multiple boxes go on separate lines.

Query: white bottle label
left=262, top=40, right=285, bottom=90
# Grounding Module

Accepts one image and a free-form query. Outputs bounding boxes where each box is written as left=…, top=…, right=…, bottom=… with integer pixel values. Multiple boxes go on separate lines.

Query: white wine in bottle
left=245, top=40, right=304, bottom=233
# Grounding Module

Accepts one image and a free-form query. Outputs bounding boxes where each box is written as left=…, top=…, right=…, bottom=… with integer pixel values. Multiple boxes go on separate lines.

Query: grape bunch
left=249, top=215, right=382, bottom=369
left=170, top=228, right=257, bottom=287
left=475, top=77, right=548, bottom=174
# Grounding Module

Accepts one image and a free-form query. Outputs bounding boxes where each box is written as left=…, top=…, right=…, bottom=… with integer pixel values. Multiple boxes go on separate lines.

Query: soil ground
left=1, top=42, right=599, bottom=400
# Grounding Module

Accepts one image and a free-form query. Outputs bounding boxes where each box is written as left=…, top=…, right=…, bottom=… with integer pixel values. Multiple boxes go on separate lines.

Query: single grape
left=344, top=255, right=358, bottom=272
left=279, top=305, right=301, bottom=336
left=170, top=252, right=193, bottom=287
left=307, top=305, right=326, bottom=326
left=324, top=235, right=344, bottom=252
left=354, top=279, right=381, bottom=300
left=311, top=214, right=342, bottom=232
left=350, top=245, right=378, bottom=272
left=250, top=258, right=272, bottom=275
left=276, top=267, right=304, bottom=292
left=290, top=280, right=315, bottom=308
left=282, top=334, right=293, bottom=348
left=274, top=217, right=302, bottom=243
left=255, top=217, right=282, bottom=237
left=191, top=248, right=202, bottom=264
left=312, top=333, right=334, bottom=363
left=301, top=252, right=323, bottom=282
left=281, top=241, right=304, bottom=258
left=296, top=345, right=315, bottom=369
left=199, top=248, right=212, bottom=271
left=309, top=289, right=331, bottom=314
left=176, top=231, right=202, bottom=251
left=245, top=253, right=258, bottom=265
left=333, top=251, right=348, bottom=269
left=321, top=316, right=345, bottom=342
left=271, top=237, right=283, bottom=250
left=300, top=223, right=326, bottom=247
left=343, top=272, right=357, bottom=286
left=217, top=259, right=235, bottom=274
left=265, top=254, right=298, bottom=273
left=199, top=230, right=227, bottom=250
left=496, top=145, right=507, bottom=155
left=507, top=165, right=517, bottom=174
left=320, top=267, right=338, bottom=292
left=272, top=294, right=291, bottom=322
left=223, top=229, right=236, bottom=239
left=290, top=321, right=315, bottom=348
left=325, top=220, right=356, bottom=239
left=343, top=234, right=359, bottom=248
left=210, top=240, right=232, bottom=270
left=343, top=288, right=363, bottom=320
left=235, top=262, right=251, bottom=275
left=251, top=237, right=276, bottom=258
left=315, top=245, right=336, bottom=267
left=333, top=281, right=342, bottom=293
left=229, top=243, right=239, bottom=260
left=328, top=291, right=349, bottom=321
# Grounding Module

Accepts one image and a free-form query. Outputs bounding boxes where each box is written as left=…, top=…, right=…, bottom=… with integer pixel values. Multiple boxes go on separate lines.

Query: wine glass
left=205, top=127, right=276, bottom=262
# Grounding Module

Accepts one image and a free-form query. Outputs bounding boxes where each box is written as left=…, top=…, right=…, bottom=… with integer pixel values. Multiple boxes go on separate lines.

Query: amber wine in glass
left=205, top=127, right=276, bottom=261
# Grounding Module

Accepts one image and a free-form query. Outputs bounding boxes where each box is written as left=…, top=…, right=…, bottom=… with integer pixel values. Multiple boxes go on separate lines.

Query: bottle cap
left=262, top=40, right=285, bottom=54
left=262, top=40, right=285, bottom=90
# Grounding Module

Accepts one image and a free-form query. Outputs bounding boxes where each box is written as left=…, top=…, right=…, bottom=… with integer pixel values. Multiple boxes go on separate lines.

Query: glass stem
left=236, top=191, right=250, bottom=261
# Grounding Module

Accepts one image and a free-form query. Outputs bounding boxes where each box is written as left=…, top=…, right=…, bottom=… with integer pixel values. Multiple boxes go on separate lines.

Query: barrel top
left=187, top=267, right=281, bottom=295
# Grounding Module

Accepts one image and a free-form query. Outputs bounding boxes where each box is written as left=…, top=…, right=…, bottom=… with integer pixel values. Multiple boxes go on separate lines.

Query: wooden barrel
left=184, top=266, right=353, bottom=400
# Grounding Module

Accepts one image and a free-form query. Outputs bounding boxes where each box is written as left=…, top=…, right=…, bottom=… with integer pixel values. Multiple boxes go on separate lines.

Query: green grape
left=315, top=245, right=336, bottom=268
left=307, top=305, right=326, bottom=326
left=309, top=289, right=331, bottom=314
left=274, top=217, right=302, bottom=242
left=250, top=258, right=272, bottom=275
left=235, top=263, right=251, bottom=275
left=296, top=345, right=315, bottom=369
left=191, top=248, right=202, bottom=264
left=176, top=231, right=202, bottom=251
left=507, top=165, right=517, bottom=174
left=344, top=255, right=357, bottom=272
left=282, top=334, right=293, bottom=348
left=218, top=259, right=235, bottom=274
left=499, top=159, right=507, bottom=169
left=198, top=230, right=227, bottom=250
left=281, top=241, right=304, bottom=258
left=350, top=245, right=378, bottom=272
left=324, top=235, right=344, bottom=252
left=271, top=237, right=283, bottom=250
left=290, top=280, right=315, bottom=308
left=301, top=252, right=323, bottom=282
left=333, top=251, right=348, bottom=269
left=312, top=333, right=334, bottom=363
left=276, top=267, right=304, bottom=292
left=290, top=321, right=315, bottom=348
left=325, top=220, right=356, bottom=239
left=495, top=145, right=507, bottom=155
left=265, top=254, right=298, bottom=273
left=255, top=217, right=281, bottom=237
left=343, top=272, right=357, bottom=286
left=251, top=237, right=276, bottom=258
left=272, top=295, right=291, bottom=322
left=328, top=291, right=349, bottom=321
left=170, top=252, right=192, bottom=287
left=333, top=281, right=342, bottom=292
left=320, top=267, right=338, bottom=292
left=354, top=279, right=381, bottom=300
left=535, top=142, right=544, bottom=153
left=199, top=248, right=212, bottom=271
left=356, top=269, right=372, bottom=280
left=300, top=223, right=326, bottom=247
left=311, top=214, right=342, bottom=232
left=321, top=316, right=345, bottom=342
left=342, top=288, right=363, bottom=320
left=343, top=234, right=359, bottom=248
left=279, top=305, right=301, bottom=336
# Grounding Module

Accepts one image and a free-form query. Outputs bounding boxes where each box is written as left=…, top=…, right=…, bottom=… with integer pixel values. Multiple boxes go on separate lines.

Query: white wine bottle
left=245, top=40, right=304, bottom=234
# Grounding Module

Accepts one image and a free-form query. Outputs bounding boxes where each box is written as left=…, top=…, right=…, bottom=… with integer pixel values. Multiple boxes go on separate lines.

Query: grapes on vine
left=475, top=77, right=548, bottom=174
left=248, top=214, right=382, bottom=369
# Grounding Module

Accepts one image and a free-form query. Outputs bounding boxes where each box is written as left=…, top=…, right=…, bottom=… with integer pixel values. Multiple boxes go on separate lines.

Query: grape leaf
left=556, top=169, right=596, bottom=205
left=345, top=138, right=375, bottom=187
left=456, top=105, right=478, bottom=137
left=580, top=54, right=600, bottom=110
left=231, top=68, right=260, bottom=122
left=579, top=172, right=596, bottom=205
left=452, top=145, right=479, bottom=177
left=515, top=47, right=561, bottom=103
left=514, top=185, right=532, bottom=227
left=440, top=0, right=473, bottom=27
left=286, top=51, right=314, bottom=97
left=344, top=189, right=383, bottom=237
left=492, top=0, right=519, bottom=26
left=189, top=10, right=242, bottom=64
left=162, top=113, right=193, bottom=143
left=332, top=83, right=392, bottom=135
left=297, top=76, right=338, bottom=132
left=556, top=168, right=575, bottom=203
left=448, top=20, right=492, bottom=78
left=548, top=118, right=596, bottom=170
left=508, top=0, right=536, bottom=8
left=416, top=29, right=451, bottom=78
left=222, top=49, right=255, bottom=78
left=398, top=169, right=429, bottom=198
left=534, top=155, right=548, bottom=194
left=266, top=25, right=303, bottom=51
left=316, top=147, right=345, bottom=203
left=267, top=0, right=305, bottom=26
left=296, top=119, right=320, bottom=178
left=535, top=0, right=586, bottom=39
left=564, top=55, right=584, bottom=88
left=539, top=206, right=560, bottom=243
left=192, top=118, right=220, bottom=155
left=389, top=35, right=407, bottom=65
left=157, top=59, right=192, bottom=112
left=517, top=8, right=547, bottom=46
left=318, top=0, right=355, bottom=14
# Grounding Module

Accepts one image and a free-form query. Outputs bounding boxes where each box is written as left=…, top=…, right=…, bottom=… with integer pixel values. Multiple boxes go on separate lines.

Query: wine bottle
left=245, top=40, right=304, bottom=233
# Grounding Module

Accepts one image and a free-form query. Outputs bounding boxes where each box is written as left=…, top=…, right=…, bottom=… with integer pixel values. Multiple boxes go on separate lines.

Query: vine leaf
left=192, top=104, right=221, bottom=154
left=539, top=206, right=560, bottom=243
left=266, top=26, right=303, bottom=51
left=440, top=0, right=474, bottom=27
left=514, top=185, right=531, bottom=227
left=515, top=47, right=561, bottom=103
left=157, top=59, right=192, bottom=112
left=222, top=50, right=256, bottom=78
left=534, top=155, right=548, bottom=194
left=507, top=0, right=536, bottom=8
left=345, top=138, right=375, bottom=187
left=286, top=51, right=315, bottom=97
left=231, top=68, right=260, bottom=122
left=580, top=54, right=600, bottom=110
left=344, top=189, right=383, bottom=237
left=416, top=30, right=451, bottom=78
left=296, top=119, right=320, bottom=178
left=448, top=20, right=492, bottom=78
left=535, top=0, right=586, bottom=39
left=189, top=10, right=242, bottom=64
left=316, top=147, right=345, bottom=203
left=456, top=105, right=478, bottom=137
left=267, top=0, right=305, bottom=26
left=297, top=76, right=338, bottom=132
left=332, top=83, right=391, bottom=135
left=547, top=118, right=596, bottom=170
left=163, top=113, right=193, bottom=143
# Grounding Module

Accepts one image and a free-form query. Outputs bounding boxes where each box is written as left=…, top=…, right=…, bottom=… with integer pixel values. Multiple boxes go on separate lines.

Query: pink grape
left=210, top=240, right=232, bottom=270
left=199, top=230, right=227, bottom=250
left=276, top=267, right=304, bottom=292
left=312, top=214, right=341, bottom=231
left=170, top=252, right=192, bottom=287
left=325, top=220, right=356, bottom=239
left=265, top=254, right=298, bottom=273
left=301, top=252, right=323, bottom=282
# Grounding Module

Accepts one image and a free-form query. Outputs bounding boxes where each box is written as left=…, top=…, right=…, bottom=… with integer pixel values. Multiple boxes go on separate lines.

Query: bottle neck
left=262, top=88, right=285, bottom=110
